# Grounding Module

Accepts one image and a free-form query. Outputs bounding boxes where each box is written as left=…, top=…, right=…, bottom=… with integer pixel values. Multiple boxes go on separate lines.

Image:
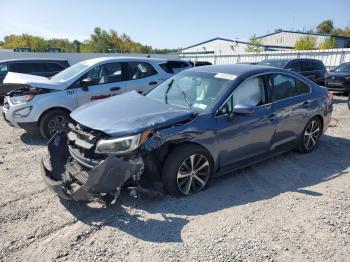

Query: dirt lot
left=0, top=95, right=349, bottom=262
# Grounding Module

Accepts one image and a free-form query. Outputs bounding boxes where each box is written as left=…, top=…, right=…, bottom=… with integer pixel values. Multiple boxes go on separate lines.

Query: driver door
left=75, top=62, right=126, bottom=106
left=215, top=76, right=276, bottom=168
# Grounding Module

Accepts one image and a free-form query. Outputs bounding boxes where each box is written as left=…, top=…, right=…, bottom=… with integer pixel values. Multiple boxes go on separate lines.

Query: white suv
left=2, top=57, right=191, bottom=138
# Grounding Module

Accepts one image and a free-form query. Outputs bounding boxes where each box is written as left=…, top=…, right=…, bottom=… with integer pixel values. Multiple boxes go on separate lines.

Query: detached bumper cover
left=41, top=134, right=143, bottom=202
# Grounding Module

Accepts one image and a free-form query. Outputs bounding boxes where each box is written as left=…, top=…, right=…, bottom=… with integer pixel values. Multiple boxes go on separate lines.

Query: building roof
left=256, top=30, right=350, bottom=39
left=182, top=37, right=250, bottom=51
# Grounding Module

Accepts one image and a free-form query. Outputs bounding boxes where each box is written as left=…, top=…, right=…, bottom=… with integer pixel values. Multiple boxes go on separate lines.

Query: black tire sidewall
left=162, top=144, right=214, bottom=196
left=39, top=110, right=69, bottom=139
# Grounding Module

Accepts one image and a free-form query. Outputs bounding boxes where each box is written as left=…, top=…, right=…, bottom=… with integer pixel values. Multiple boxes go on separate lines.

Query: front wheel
left=39, top=109, right=70, bottom=139
left=297, top=117, right=322, bottom=153
left=162, top=144, right=213, bottom=196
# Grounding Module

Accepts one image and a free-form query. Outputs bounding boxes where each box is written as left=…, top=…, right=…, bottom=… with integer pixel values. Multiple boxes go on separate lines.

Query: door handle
left=110, top=87, right=121, bottom=91
left=302, top=101, right=310, bottom=108
left=148, top=81, right=158, bottom=85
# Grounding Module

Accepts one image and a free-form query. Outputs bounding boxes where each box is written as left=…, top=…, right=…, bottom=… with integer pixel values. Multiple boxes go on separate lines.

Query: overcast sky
left=1, top=0, right=349, bottom=49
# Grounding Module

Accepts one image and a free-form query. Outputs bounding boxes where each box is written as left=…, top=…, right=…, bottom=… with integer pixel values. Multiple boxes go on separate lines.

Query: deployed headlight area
left=8, top=86, right=56, bottom=104
left=10, top=95, right=34, bottom=104
left=95, top=131, right=151, bottom=155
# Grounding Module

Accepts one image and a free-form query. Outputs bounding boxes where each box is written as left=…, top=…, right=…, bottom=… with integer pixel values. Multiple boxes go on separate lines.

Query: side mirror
left=231, top=105, right=254, bottom=116
left=81, top=78, right=93, bottom=91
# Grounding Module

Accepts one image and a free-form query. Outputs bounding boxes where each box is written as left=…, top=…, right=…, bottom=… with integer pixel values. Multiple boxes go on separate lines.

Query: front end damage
left=41, top=132, right=146, bottom=203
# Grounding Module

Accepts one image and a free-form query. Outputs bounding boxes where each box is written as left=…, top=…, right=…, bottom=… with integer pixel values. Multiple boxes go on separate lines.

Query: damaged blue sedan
left=42, top=64, right=333, bottom=203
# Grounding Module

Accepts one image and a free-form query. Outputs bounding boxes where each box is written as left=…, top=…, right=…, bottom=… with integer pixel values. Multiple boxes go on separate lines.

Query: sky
left=1, top=0, right=350, bottom=49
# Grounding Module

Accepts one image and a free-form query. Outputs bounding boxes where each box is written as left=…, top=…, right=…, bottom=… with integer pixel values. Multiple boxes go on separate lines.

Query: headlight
left=95, top=134, right=141, bottom=155
left=13, top=106, right=33, bottom=118
left=10, top=95, right=35, bottom=104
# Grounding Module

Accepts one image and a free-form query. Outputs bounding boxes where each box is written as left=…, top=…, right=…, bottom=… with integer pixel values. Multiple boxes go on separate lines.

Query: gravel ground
left=0, top=95, right=349, bottom=262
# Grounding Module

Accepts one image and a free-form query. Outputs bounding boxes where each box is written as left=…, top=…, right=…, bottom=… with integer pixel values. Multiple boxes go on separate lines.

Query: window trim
left=215, top=71, right=312, bottom=116
left=268, top=72, right=312, bottom=103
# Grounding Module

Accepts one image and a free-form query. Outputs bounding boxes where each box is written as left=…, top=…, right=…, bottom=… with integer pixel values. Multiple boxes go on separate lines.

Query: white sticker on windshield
left=193, top=103, right=207, bottom=110
left=214, top=73, right=237, bottom=80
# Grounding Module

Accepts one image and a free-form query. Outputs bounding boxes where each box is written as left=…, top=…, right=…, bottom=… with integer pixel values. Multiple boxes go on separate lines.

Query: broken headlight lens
left=95, top=134, right=141, bottom=155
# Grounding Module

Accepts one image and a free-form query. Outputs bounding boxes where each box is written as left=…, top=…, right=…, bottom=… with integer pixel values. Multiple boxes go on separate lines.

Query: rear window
left=10, top=63, right=43, bottom=73
left=258, top=60, right=289, bottom=68
left=159, top=61, right=190, bottom=74
left=43, top=63, right=65, bottom=72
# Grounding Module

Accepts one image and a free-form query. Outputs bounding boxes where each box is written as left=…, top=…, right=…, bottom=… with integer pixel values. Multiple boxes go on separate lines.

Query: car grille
left=67, top=122, right=108, bottom=169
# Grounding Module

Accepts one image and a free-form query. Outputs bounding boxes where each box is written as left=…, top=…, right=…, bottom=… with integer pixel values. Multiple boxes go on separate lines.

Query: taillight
left=327, top=91, right=333, bottom=101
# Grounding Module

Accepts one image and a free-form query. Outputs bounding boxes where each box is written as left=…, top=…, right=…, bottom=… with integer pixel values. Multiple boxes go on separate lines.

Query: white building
left=181, top=37, right=252, bottom=55
left=181, top=31, right=350, bottom=55
left=257, top=30, right=350, bottom=49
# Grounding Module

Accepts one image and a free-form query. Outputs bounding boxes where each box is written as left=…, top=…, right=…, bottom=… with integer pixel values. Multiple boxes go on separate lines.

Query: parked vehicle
left=258, top=58, right=327, bottom=85
left=0, top=59, right=69, bottom=96
left=41, top=64, right=333, bottom=203
left=325, top=62, right=350, bottom=94
left=189, top=61, right=212, bottom=67
left=2, top=57, right=184, bottom=138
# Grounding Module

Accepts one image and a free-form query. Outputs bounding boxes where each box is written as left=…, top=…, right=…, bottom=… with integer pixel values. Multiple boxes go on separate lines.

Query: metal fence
left=179, top=48, right=350, bottom=69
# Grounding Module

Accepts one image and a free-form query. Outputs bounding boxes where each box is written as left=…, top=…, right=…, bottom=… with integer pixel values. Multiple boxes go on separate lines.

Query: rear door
left=268, top=73, right=312, bottom=150
left=75, top=62, right=127, bottom=106
left=123, top=61, right=160, bottom=94
left=215, top=75, right=276, bottom=168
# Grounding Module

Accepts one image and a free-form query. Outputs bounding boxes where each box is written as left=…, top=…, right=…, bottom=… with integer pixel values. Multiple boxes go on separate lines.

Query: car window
left=334, top=63, right=350, bottom=72
left=300, top=61, right=314, bottom=72
left=10, top=62, right=43, bottom=73
left=44, top=63, right=65, bottom=72
left=295, top=79, right=310, bottom=95
left=314, top=61, right=325, bottom=70
left=100, top=62, right=123, bottom=84
left=218, top=77, right=265, bottom=115
left=0, top=64, right=8, bottom=74
left=287, top=61, right=301, bottom=72
left=125, top=62, right=157, bottom=80
left=270, top=74, right=300, bottom=101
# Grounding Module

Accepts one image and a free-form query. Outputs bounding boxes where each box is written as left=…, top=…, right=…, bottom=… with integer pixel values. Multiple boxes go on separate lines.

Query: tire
left=39, top=109, right=70, bottom=139
left=162, top=144, right=214, bottom=196
left=297, top=117, right=322, bottom=153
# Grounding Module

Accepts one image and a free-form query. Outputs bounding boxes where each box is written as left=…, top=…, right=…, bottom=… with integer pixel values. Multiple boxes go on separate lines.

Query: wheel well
left=167, top=141, right=214, bottom=164
left=314, top=115, right=324, bottom=132
left=37, top=107, right=71, bottom=127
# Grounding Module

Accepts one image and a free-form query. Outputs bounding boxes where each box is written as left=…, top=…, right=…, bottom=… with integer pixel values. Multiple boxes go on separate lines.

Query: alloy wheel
left=304, top=120, right=320, bottom=150
left=176, top=154, right=210, bottom=195
left=47, top=115, right=67, bottom=136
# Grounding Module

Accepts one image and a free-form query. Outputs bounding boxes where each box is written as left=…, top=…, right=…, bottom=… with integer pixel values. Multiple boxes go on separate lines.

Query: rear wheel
left=39, top=109, right=70, bottom=139
left=298, top=117, right=322, bottom=153
left=162, top=144, right=213, bottom=196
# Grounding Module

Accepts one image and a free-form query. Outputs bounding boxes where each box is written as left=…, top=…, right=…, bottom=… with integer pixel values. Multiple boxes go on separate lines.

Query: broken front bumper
left=41, top=134, right=143, bottom=202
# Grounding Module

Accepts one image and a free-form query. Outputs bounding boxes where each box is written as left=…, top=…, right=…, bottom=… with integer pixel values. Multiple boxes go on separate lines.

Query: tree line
left=0, top=27, right=177, bottom=54
left=246, top=20, right=350, bottom=52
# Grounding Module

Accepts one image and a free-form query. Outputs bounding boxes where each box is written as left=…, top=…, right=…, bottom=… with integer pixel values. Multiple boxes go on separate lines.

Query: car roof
left=188, top=64, right=282, bottom=75
left=0, top=58, right=68, bottom=63
left=79, top=56, right=170, bottom=64
left=261, top=58, right=322, bottom=63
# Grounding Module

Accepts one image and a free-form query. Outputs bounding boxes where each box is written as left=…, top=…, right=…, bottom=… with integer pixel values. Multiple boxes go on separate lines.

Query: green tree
left=294, top=36, right=317, bottom=50
left=316, top=20, right=334, bottom=34
left=320, top=37, right=336, bottom=49
left=245, top=35, right=263, bottom=52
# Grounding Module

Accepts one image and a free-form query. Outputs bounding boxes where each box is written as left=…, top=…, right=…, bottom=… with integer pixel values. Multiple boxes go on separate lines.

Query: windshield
left=334, top=63, right=350, bottom=72
left=50, top=61, right=92, bottom=82
left=146, top=71, right=232, bottom=112
left=258, top=60, right=289, bottom=68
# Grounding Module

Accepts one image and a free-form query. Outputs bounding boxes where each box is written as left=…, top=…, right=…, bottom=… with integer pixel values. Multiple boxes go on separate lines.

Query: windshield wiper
left=165, top=79, right=174, bottom=104
left=176, top=84, right=192, bottom=109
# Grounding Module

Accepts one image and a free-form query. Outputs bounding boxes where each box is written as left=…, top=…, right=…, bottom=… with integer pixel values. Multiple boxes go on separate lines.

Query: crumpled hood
left=3, top=72, right=66, bottom=90
left=71, top=91, right=194, bottom=137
